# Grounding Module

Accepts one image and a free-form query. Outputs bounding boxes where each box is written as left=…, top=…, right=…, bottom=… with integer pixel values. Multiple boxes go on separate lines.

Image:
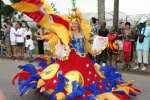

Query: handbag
left=138, top=28, right=145, bottom=43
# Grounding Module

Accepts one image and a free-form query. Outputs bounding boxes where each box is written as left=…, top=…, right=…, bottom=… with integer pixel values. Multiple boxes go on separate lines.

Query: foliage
left=0, top=1, right=15, bottom=17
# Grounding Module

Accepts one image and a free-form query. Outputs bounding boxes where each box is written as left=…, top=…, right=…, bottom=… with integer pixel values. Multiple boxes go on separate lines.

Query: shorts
left=17, top=43, right=24, bottom=47
left=28, top=50, right=33, bottom=56
left=10, top=41, right=16, bottom=46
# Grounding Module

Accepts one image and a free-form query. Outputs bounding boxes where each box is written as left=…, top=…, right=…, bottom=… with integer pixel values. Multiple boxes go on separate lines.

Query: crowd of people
left=0, top=17, right=150, bottom=71
left=90, top=17, right=150, bottom=71
left=0, top=21, right=50, bottom=59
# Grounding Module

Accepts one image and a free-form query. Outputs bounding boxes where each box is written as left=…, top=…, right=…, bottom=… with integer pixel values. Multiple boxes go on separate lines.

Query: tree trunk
left=98, top=0, right=105, bottom=21
left=113, top=0, right=119, bottom=29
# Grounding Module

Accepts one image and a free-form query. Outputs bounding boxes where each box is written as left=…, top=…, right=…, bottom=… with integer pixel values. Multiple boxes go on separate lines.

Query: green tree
left=0, top=1, right=15, bottom=19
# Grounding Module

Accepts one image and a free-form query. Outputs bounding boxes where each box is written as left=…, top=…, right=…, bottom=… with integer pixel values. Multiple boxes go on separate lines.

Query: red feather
left=12, top=70, right=31, bottom=85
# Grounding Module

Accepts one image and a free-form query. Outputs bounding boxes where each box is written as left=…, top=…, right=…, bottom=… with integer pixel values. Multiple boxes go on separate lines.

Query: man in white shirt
left=9, top=23, right=16, bottom=57
left=25, top=35, right=35, bottom=58
left=15, top=22, right=25, bottom=58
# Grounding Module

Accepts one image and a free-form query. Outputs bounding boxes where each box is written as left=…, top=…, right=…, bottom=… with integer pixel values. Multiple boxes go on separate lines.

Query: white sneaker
left=141, top=66, right=146, bottom=71
left=133, top=66, right=139, bottom=70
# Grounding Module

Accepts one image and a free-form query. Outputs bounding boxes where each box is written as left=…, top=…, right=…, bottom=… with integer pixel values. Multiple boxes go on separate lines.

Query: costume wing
left=2, top=0, right=70, bottom=46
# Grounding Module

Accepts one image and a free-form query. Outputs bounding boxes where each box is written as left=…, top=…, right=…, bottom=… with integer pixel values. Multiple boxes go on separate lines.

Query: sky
left=3, top=0, right=150, bottom=15
left=49, top=0, right=150, bottom=15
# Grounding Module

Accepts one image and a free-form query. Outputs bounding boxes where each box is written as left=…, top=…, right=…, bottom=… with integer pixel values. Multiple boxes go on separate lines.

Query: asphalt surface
left=0, top=58, right=150, bottom=100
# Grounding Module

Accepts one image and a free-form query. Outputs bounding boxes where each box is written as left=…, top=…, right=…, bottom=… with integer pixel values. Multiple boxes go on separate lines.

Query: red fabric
left=114, top=93, right=130, bottom=100
left=12, top=70, right=31, bottom=85
left=50, top=14, right=70, bottom=30
left=107, top=32, right=118, bottom=54
left=36, top=50, right=102, bottom=95
left=107, top=32, right=117, bottom=42
left=123, top=40, right=133, bottom=62
left=40, top=50, right=102, bottom=95
left=22, top=0, right=41, bottom=5
left=24, top=11, right=44, bottom=22
left=57, top=50, right=102, bottom=86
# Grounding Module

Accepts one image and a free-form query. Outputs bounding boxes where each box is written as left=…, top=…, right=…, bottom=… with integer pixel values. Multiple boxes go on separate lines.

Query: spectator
left=1, top=22, right=11, bottom=57
left=117, top=22, right=125, bottom=62
left=95, top=21, right=109, bottom=65
left=90, top=17, right=99, bottom=35
left=8, top=22, right=16, bottom=58
left=24, top=25, right=32, bottom=55
left=133, top=17, right=150, bottom=71
left=24, top=25, right=32, bottom=39
left=122, top=22, right=133, bottom=70
left=15, top=21, right=25, bottom=58
left=25, top=35, right=35, bottom=58
left=35, top=25, right=44, bottom=57
left=98, top=21, right=109, bottom=37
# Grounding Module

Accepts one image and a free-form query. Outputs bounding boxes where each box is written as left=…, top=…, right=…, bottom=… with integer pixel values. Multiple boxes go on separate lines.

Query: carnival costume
left=2, top=0, right=141, bottom=99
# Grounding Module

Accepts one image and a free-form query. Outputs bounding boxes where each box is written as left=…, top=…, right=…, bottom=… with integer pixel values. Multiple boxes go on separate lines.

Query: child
left=122, top=22, right=133, bottom=70
left=25, top=35, right=35, bottom=58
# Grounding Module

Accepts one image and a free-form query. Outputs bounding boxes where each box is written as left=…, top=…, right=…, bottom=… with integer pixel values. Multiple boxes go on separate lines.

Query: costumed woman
left=107, top=26, right=119, bottom=67
left=4, top=0, right=141, bottom=100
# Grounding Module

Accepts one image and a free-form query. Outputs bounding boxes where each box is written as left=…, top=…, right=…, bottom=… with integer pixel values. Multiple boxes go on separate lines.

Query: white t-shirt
left=10, top=27, right=16, bottom=42
left=24, top=30, right=32, bottom=38
left=25, top=39, right=35, bottom=50
left=16, top=28, right=25, bottom=43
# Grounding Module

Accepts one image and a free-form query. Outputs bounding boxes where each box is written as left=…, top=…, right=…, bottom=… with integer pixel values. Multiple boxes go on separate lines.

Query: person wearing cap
left=133, top=17, right=150, bottom=71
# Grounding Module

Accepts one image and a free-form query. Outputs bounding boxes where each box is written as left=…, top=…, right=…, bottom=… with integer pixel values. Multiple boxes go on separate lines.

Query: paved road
left=0, top=58, right=150, bottom=100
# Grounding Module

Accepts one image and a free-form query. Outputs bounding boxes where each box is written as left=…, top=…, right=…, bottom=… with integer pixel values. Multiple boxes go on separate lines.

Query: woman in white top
left=24, top=25, right=32, bottom=39
left=15, top=22, right=25, bottom=58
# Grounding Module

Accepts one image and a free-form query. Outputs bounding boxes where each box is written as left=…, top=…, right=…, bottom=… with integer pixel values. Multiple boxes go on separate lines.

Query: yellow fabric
left=49, top=23, right=70, bottom=46
left=64, top=71, right=84, bottom=93
left=46, top=33, right=59, bottom=53
left=38, top=16, right=70, bottom=46
left=94, top=64, right=105, bottom=78
left=113, top=83, right=137, bottom=95
left=56, top=92, right=66, bottom=100
left=11, top=1, right=39, bottom=12
left=46, top=89, right=54, bottom=94
left=41, top=0, right=54, bottom=14
left=37, top=79, right=45, bottom=88
left=96, top=93, right=120, bottom=100
left=40, top=64, right=59, bottom=80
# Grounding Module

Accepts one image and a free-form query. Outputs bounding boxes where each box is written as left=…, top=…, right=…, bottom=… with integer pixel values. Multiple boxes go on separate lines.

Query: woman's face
left=125, top=25, right=130, bottom=29
left=16, top=23, right=20, bottom=29
left=71, top=21, right=80, bottom=31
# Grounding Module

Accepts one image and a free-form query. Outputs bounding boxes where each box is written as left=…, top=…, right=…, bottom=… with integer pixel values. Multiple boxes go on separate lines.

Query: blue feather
left=19, top=75, right=40, bottom=95
left=84, top=81, right=102, bottom=96
left=20, top=64, right=37, bottom=75
left=53, top=73, right=68, bottom=94
left=66, top=81, right=85, bottom=100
